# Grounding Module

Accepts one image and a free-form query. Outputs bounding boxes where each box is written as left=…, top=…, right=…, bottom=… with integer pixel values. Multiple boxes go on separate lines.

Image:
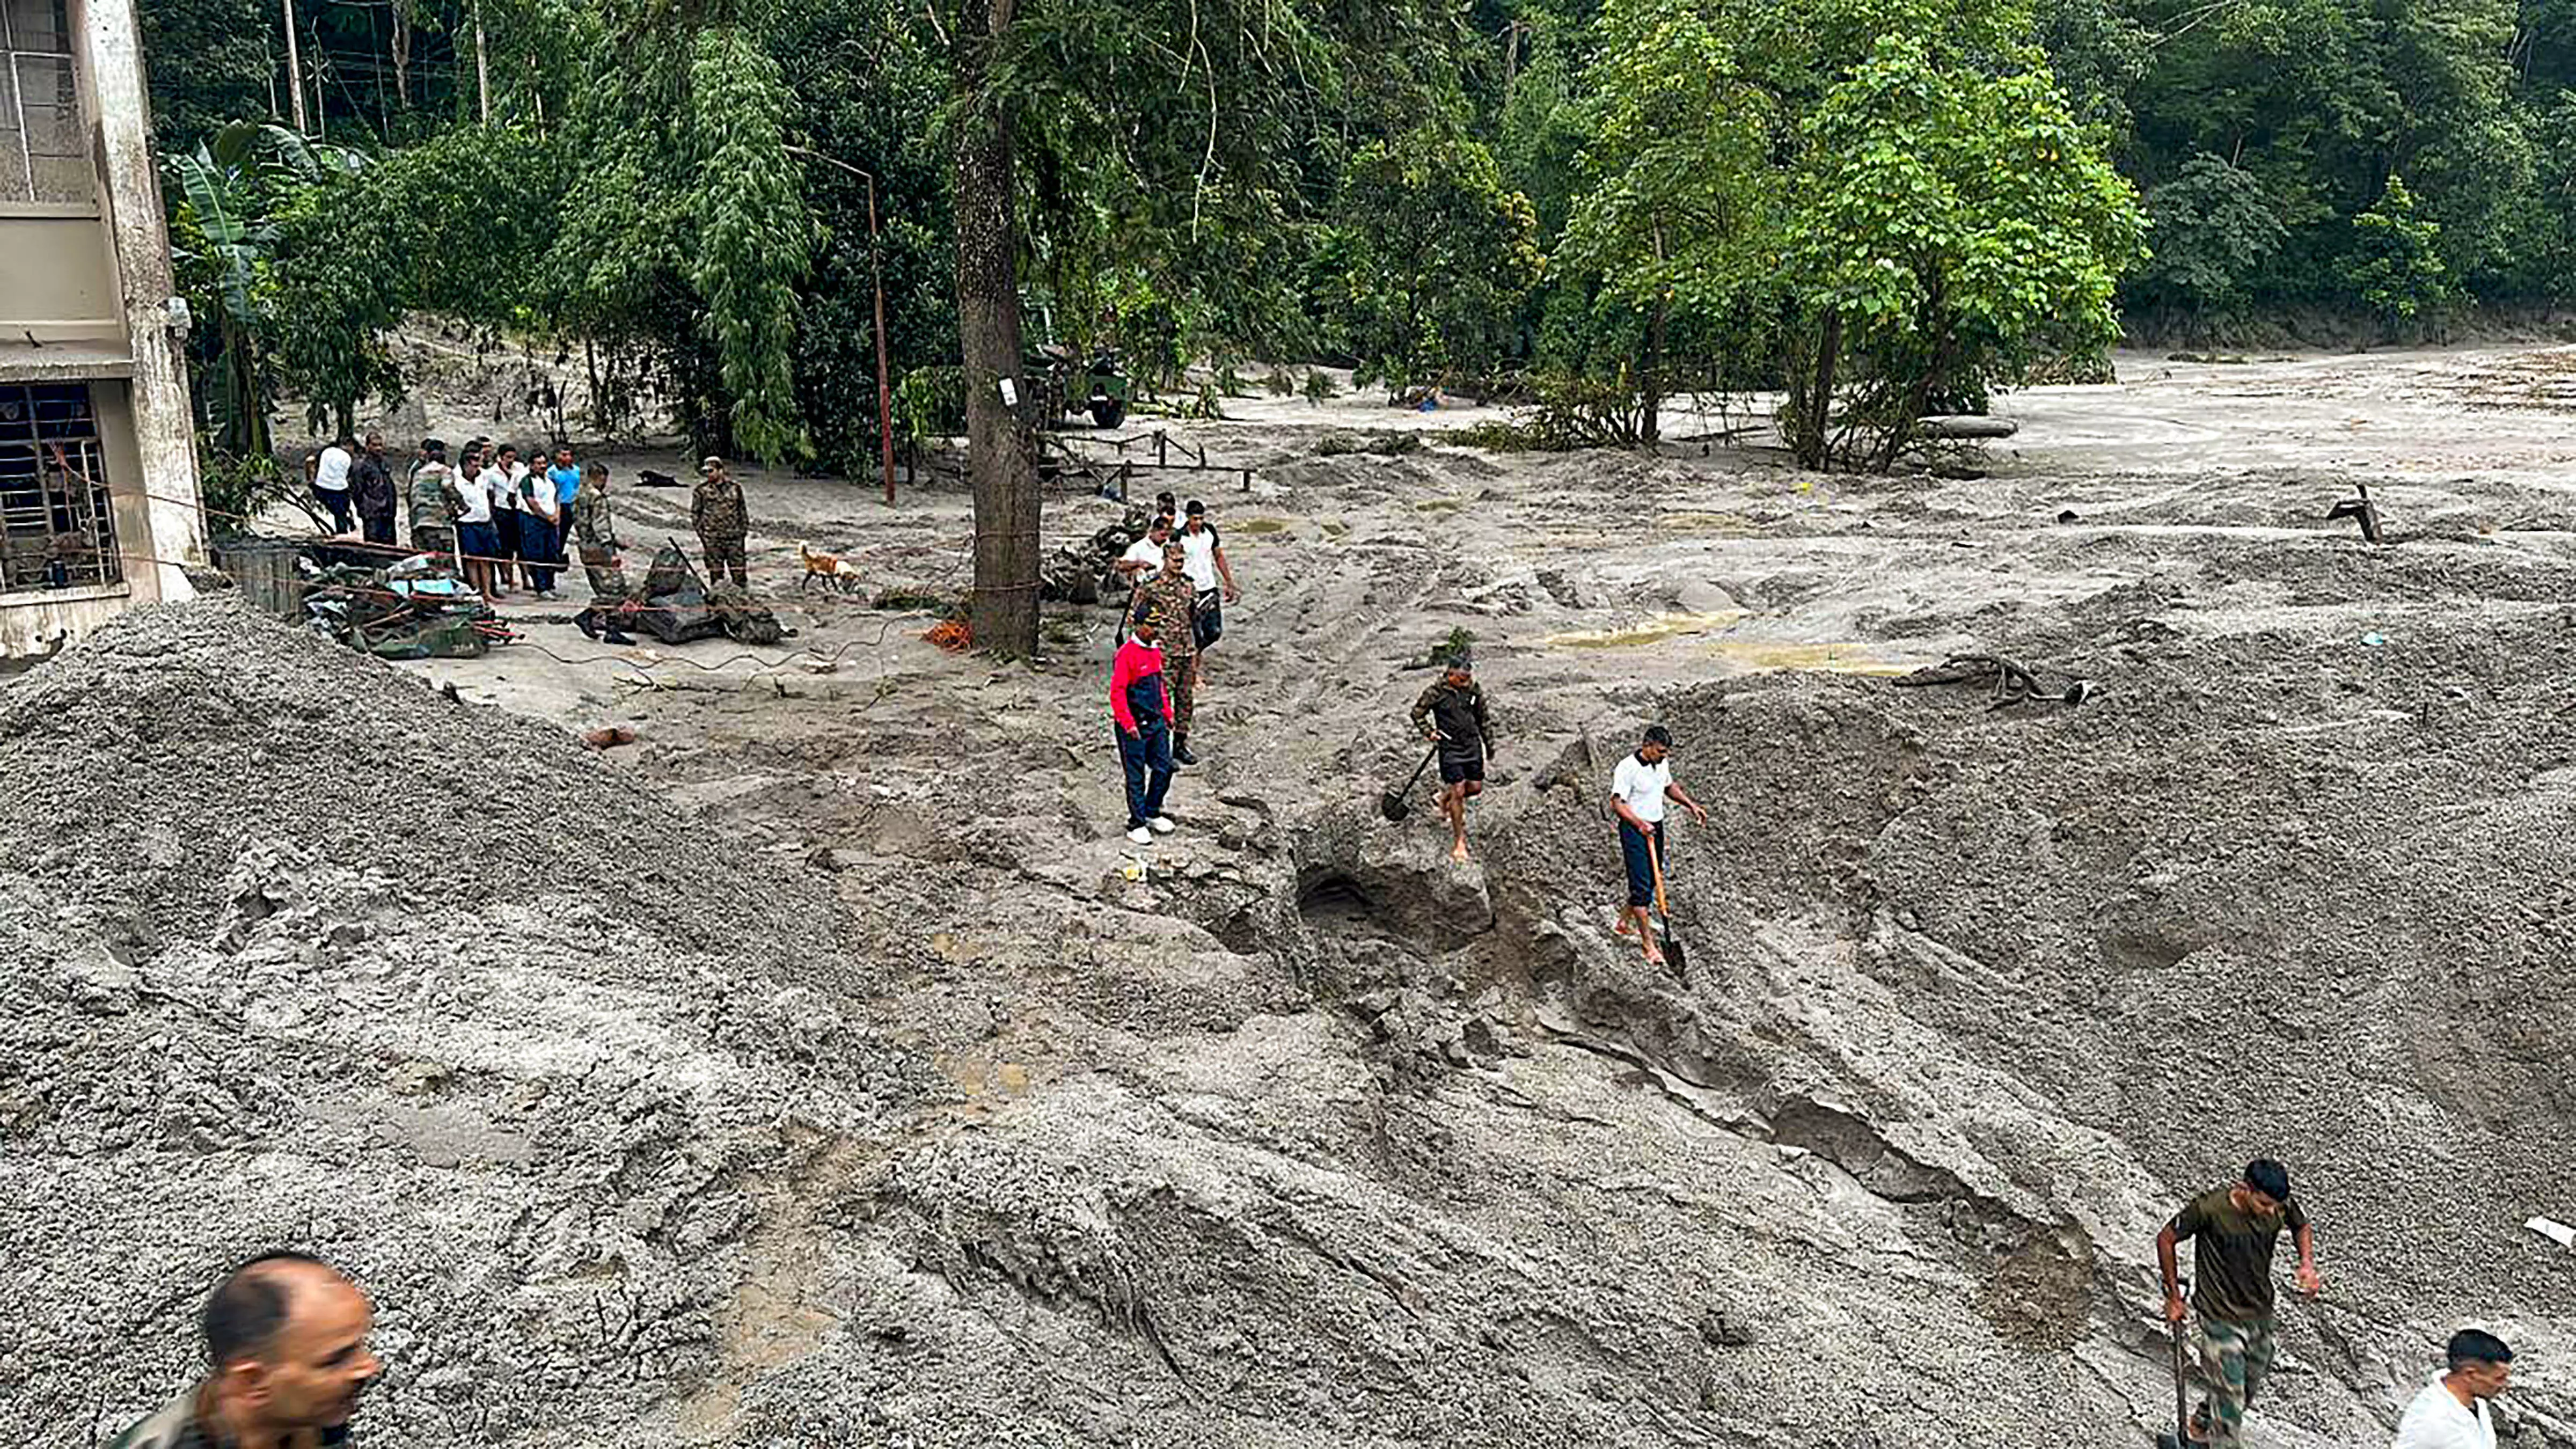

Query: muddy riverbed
left=8, top=348, right=2576, bottom=1446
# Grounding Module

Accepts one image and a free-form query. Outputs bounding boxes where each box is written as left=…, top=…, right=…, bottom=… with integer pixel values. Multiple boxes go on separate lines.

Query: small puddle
left=1541, top=610, right=1749, bottom=648
left=1540, top=610, right=1902, bottom=674
left=1234, top=517, right=1289, bottom=533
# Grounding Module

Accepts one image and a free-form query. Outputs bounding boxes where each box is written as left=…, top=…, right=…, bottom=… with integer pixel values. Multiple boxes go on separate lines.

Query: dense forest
left=141, top=0, right=2576, bottom=647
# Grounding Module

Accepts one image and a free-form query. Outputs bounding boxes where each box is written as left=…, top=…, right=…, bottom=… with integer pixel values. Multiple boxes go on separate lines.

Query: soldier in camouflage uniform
left=569, top=458, right=630, bottom=599
left=404, top=438, right=461, bottom=561
left=1124, top=539, right=1201, bottom=763
left=691, top=455, right=750, bottom=588
left=111, top=1253, right=382, bottom=1449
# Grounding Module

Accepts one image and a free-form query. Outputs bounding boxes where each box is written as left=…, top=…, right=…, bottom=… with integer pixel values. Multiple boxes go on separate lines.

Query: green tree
left=1780, top=35, right=2145, bottom=469
left=268, top=123, right=560, bottom=439
left=2133, top=153, right=2287, bottom=321
left=1324, top=130, right=1543, bottom=393
left=935, top=0, right=1468, bottom=654
left=136, top=0, right=272, bottom=149
left=163, top=123, right=364, bottom=459
left=2348, top=173, right=2451, bottom=331
left=1556, top=0, right=1779, bottom=440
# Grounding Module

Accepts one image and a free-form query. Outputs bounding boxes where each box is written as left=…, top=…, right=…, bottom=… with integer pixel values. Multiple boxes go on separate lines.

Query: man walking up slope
left=1111, top=613, right=1180, bottom=846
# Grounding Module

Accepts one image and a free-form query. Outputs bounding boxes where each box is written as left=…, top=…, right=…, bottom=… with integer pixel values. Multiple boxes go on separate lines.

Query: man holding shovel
left=1409, top=655, right=1496, bottom=863
left=1609, top=724, right=1707, bottom=969
left=2155, top=1158, right=2323, bottom=1448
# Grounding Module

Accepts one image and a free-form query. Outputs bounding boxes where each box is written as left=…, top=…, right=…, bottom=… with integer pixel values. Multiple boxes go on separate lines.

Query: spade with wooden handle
left=1649, top=828, right=1687, bottom=977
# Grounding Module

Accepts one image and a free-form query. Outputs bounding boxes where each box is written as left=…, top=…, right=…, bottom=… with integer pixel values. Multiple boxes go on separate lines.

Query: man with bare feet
left=1410, top=654, right=1495, bottom=863
left=1609, top=723, right=1707, bottom=968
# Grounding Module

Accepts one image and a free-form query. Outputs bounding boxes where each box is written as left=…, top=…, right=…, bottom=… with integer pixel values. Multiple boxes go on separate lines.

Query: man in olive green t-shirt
left=2154, top=1158, right=2324, bottom=1447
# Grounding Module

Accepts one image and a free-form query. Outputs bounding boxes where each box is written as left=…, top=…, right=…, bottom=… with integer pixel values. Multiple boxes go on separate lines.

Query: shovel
left=1380, top=746, right=1438, bottom=821
left=1649, top=828, right=1687, bottom=977
left=2157, top=1282, right=2196, bottom=1449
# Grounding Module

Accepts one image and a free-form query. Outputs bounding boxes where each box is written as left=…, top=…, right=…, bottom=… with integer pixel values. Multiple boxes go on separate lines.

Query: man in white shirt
left=1106, top=516, right=1173, bottom=657
left=1176, top=500, right=1240, bottom=647
left=1608, top=724, right=1707, bottom=969
left=451, top=442, right=500, bottom=599
left=312, top=436, right=355, bottom=535
left=486, top=444, right=526, bottom=592
left=1116, top=516, right=1173, bottom=588
left=2394, top=1329, right=2512, bottom=1449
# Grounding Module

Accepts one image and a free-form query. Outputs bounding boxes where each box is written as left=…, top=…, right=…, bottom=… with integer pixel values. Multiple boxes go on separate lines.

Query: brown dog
left=797, top=542, right=862, bottom=594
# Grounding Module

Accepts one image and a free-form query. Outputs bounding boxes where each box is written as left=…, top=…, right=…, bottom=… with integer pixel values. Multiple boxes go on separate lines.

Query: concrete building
left=0, top=0, right=202, bottom=657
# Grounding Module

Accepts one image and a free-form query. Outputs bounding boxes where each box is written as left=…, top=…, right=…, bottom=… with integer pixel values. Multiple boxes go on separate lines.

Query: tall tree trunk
left=392, top=3, right=412, bottom=110
left=1800, top=310, right=1841, bottom=470
left=281, top=0, right=309, bottom=133
left=953, top=0, right=1041, bottom=655
left=1641, top=295, right=1667, bottom=447
left=1641, top=225, right=1667, bottom=446
left=474, top=5, right=491, bottom=121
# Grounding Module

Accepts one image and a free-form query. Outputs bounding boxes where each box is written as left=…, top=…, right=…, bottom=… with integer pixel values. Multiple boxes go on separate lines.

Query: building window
left=0, top=0, right=85, bottom=206
left=0, top=383, right=121, bottom=592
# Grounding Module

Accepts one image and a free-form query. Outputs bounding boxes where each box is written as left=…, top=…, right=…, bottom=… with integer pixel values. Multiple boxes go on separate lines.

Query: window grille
left=0, top=382, right=121, bottom=592
left=0, top=0, right=85, bottom=205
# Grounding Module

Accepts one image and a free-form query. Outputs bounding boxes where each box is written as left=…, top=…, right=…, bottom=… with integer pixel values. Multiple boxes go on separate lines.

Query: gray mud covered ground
left=8, top=348, right=2576, bottom=1445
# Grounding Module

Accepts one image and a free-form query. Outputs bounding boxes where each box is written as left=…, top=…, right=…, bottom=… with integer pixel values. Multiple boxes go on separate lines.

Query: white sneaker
left=1150, top=816, right=1176, bottom=834
left=1126, top=825, right=1153, bottom=845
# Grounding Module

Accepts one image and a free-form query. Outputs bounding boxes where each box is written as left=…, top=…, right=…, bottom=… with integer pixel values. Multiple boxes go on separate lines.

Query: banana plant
left=162, top=121, right=364, bottom=460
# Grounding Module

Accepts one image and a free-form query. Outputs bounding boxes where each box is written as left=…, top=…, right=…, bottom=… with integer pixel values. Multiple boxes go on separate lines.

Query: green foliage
left=2349, top=174, right=2453, bottom=330
left=2133, top=155, right=2286, bottom=318
left=1560, top=0, right=1770, bottom=326
left=2098, top=0, right=2538, bottom=321
left=1322, top=130, right=1544, bottom=392
left=892, top=365, right=967, bottom=445
left=686, top=25, right=813, bottom=462
left=773, top=0, right=954, bottom=479
left=192, top=445, right=301, bottom=540
left=162, top=123, right=368, bottom=459
left=1784, top=36, right=2145, bottom=360
left=137, top=0, right=270, bottom=150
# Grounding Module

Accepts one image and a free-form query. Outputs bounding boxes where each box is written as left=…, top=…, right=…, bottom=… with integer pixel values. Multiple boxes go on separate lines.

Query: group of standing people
left=398, top=436, right=591, bottom=601
left=1108, top=492, right=1240, bottom=843
left=307, top=435, right=712, bottom=604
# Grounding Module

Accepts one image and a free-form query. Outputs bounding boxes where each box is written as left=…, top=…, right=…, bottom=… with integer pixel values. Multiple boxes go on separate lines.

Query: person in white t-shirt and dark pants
left=1177, top=500, right=1239, bottom=648
left=312, top=436, right=356, bottom=535
left=2393, top=1329, right=2512, bottom=1449
left=1609, top=724, right=1707, bottom=970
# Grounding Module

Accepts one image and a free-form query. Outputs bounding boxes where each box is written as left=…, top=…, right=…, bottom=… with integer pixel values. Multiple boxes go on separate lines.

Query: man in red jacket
left=1111, top=613, right=1179, bottom=845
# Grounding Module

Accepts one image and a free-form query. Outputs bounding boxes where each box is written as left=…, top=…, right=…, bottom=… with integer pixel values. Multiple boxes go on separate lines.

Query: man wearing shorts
left=1609, top=724, right=1707, bottom=968
left=1409, top=655, right=1495, bottom=863
left=2156, top=1158, right=2323, bottom=1447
